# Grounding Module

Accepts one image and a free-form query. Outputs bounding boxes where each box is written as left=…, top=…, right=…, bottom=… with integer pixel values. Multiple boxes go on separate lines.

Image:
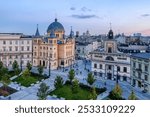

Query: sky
left=0, top=0, right=150, bottom=36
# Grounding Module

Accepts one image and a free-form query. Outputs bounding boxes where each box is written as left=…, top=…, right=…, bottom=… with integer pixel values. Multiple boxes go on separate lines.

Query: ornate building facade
left=33, top=19, right=75, bottom=70
left=0, top=33, right=32, bottom=69
left=90, top=29, right=131, bottom=83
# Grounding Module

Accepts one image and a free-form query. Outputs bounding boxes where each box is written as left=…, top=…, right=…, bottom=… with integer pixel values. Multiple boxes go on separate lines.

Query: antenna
left=110, top=22, right=112, bottom=30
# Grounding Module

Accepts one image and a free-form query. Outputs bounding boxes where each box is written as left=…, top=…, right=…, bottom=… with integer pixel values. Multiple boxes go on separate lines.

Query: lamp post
left=20, top=53, right=22, bottom=71
left=49, top=56, right=51, bottom=77
left=116, top=65, right=118, bottom=84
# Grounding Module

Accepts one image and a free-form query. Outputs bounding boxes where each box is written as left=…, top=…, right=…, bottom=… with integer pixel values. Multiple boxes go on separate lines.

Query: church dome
left=47, top=18, right=65, bottom=33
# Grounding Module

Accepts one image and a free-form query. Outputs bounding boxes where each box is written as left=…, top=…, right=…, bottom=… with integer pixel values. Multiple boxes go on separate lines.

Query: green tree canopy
left=54, top=76, right=64, bottom=89
left=128, top=90, right=137, bottom=100
left=37, top=65, right=44, bottom=76
left=26, top=62, right=32, bottom=71
left=12, top=60, right=20, bottom=75
left=72, top=79, right=79, bottom=93
left=37, top=83, right=50, bottom=100
left=109, top=83, right=123, bottom=100
left=0, top=60, right=3, bottom=69
left=87, top=72, right=95, bottom=86
left=68, top=69, right=75, bottom=83
left=90, top=87, right=97, bottom=100
left=22, top=69, right=30, bottom=78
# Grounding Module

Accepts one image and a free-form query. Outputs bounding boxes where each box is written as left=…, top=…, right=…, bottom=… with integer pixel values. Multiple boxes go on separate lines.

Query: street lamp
left=116, top=65, right=119, bottom=84
left=49, top=56, right=51, bottom=77
left=20, top=53, right=22, bottom=71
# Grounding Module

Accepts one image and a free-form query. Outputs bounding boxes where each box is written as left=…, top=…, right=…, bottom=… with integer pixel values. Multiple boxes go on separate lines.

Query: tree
left=1, top=74, right=11, bottom=91
left=0, top=60, right=3, bottom=69
left=37, top=65, right=43, bottom=76
left=108, top=83, right=123, bottom=100
left=37, top=83, right=50, bottom=100
left=12, top=60, right=20, bottom=75
left=87, top=72, right=95, bottom=86
left=54, top=76, right=64, bottom=89
left=128, top=90, right=137, bottom=100
left=89, top=87, right=97, bottom=100
left=22, top=69, right=30, bottom=78
left=68, top=69, right=75, bottom=83
left=72, top=79, right=79, bottom=93
left=0, top=67, right=9, bottom=80
left=26, top=62, right=32, bottom=71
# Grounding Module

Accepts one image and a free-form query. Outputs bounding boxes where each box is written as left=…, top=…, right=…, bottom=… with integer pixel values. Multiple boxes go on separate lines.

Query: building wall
left=91, top=52, right=131, bottom=82
left=0, top=34, right=32, bottom=69
left=33, top=37, right=75, bottom=70
left=131, top=57, right=150, bottom=93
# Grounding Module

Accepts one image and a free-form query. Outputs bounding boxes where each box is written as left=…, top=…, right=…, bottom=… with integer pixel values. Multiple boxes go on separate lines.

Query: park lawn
left=13, top=73, right=46, bottom=87
left=50, top=84, right=93, bottom=100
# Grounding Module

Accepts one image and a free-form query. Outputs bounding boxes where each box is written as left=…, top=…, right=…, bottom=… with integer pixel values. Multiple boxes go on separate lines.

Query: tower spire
left=70, top=26, right=74, bottom=38
left=35, top=24, right=40, bottom=37
left=110, top=22, right=112, bottom=30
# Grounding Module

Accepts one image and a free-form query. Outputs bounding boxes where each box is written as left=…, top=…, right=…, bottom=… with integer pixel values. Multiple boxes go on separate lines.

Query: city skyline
left=0, top=0, right=150, bottom=36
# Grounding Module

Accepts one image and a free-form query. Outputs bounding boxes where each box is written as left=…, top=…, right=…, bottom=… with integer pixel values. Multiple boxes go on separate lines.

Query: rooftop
left=131, top=53, right=150, bottom=59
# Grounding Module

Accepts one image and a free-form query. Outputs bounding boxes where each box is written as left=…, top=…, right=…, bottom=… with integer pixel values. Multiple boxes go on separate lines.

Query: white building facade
left=90, top=30, right=131, bottom=83
left=0, top=33, right=32, bottom=69
left=131, top=53, right=150, bottom=93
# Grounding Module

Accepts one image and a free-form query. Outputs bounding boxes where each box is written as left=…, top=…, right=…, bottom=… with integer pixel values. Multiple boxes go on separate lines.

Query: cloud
left=71, top=14, right=99, bottom=19
left=141, top=14, right=150, bottom=17
left=70, top=7, right=76, bottom=11
left=81, top=7, right=91, bottom=12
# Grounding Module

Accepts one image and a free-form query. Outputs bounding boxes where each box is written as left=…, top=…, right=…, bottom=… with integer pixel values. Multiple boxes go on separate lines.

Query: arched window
left=105, top=56, right=114, bottom=61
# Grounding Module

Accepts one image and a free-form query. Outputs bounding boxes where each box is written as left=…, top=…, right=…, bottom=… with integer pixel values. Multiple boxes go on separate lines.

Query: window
left=15, top=55, right=18, bottom=59
left=123, top=67, right=127, bottom=73
left=15, top=40, right=18, bottom=44
left=108, top=47, right=112, bottom=53
left=9, top=55, right=12, bottom=59
left=56, top=34, right=59, bottom=37
left=15, top=47, right=18, bottom=51
left=133, top=71, right=135, bottom=76
left=145, top=65, right=148, bottom=72
left=3, top=47, right=6, bottom=51
left=99, top=64, right=102, bottom=69
left=27, top=40, right=30, bottom=44
left=133, top=62, right=136, bottom=68
left=22, top=41, right=24, bottom=44
left=40, top=52, right=42, bottom=56
left=49, top=40, right=52, bottom=44
left=94, top=72, right=97, bottom=76
left=9, top=47, right=12, bottom=51
left=21, top=55, right=24, bottom=58
left=27, top=46, right=30, bottom=51
left=27, top=55, right=30, bottom=58
left=21, top=46, right=24, bottom=51
left=145, top=75, right=148, bottom=81
left=99, top=73, right=102, bottom=77
left=34, top=52, right=36, bottom=56
left=108, top=65, right=111, bottom=70
left=138, top=72, right=141, bottom=79
left=9, top=61, right=12, bottom=65
left=139, top=64, right=141, bottom=69
left=94, top=63, right=97, bottom=68
left=10, top=41, right=12, bottom=45
left=3, top=41, right=6, bottom=44
left=117, top=66, right=120, bottom=72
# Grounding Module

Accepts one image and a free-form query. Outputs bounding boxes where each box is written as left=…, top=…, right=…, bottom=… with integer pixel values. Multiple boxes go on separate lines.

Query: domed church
left=33, top=18, right=75, bottom=70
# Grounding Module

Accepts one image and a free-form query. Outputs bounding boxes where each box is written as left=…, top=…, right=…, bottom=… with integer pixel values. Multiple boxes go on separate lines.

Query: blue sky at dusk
left=0, top=0, right=150, bottom=36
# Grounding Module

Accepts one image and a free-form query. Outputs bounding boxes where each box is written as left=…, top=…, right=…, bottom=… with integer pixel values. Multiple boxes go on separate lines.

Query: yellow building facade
left=33, top=19, right=75, bottom=70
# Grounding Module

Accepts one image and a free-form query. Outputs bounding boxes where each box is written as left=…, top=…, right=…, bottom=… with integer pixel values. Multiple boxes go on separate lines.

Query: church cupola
left=108, top=29, right=113, bottom=39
